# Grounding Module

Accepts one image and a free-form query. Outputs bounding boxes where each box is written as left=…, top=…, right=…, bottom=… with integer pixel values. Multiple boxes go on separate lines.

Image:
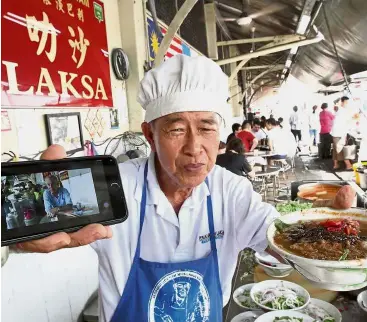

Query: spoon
left=282, top=257, right=323, bottom=283
left=312, top=185, right=356, bottom=209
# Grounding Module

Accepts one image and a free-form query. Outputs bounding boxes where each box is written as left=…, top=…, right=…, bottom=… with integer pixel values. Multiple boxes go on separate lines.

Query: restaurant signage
left=1, top=0, right=113, bottom=108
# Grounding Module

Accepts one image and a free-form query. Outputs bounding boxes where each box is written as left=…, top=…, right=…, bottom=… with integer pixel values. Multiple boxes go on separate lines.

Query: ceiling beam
left=225, top=33, right=323, bottom=84
left=217, top=34, right=316, bottom=66
left=217, top=34, right=302, bottom=46
left=154, top=0, right=198, bottom=67
left=241, top=64, right=284, bottom=71
left=214, top=1, right=242, bottom=15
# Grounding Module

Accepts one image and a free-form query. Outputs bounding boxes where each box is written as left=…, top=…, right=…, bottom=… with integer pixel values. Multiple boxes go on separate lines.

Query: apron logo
left=148, top=270, right=210, bottom=322
left=199, top=230, right=224, bottom=244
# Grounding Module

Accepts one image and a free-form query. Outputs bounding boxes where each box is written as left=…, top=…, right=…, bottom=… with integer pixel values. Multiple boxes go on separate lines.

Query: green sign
left=93, top=2, right=104, bottom=23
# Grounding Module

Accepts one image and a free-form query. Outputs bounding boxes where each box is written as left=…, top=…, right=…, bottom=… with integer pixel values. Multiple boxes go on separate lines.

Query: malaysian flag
left=147, top=17, right=194, bottom=66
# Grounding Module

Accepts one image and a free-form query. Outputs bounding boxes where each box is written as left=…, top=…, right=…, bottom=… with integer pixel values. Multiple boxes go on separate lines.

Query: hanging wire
left=2, top=132, right=149, bottom=162
left=322, top=4, right=351, bottom=94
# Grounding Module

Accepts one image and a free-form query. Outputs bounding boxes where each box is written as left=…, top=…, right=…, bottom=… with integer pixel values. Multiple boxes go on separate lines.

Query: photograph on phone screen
left=1, top=168, right=99, bottom=230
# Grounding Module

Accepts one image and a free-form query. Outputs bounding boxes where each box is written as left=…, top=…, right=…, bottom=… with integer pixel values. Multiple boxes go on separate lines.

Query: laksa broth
left=297, top=184, right=341, bottom=201
left=274, top=218, right=367, bottom=261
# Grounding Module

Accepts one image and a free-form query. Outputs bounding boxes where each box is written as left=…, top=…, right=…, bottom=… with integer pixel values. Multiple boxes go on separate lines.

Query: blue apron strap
left=134, top=161, right=149, bottom=258
left=205, top=178, right=217, bottom=252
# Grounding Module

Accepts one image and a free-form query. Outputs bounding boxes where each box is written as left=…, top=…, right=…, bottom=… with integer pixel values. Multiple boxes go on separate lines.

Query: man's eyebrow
left=200, top=117, right=219, bottom=125
left=163, top=117, right=185, bottom=126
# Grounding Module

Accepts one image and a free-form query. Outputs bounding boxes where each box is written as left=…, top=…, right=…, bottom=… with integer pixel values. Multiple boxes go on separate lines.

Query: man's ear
left=141, top=122, right=157, bottom=152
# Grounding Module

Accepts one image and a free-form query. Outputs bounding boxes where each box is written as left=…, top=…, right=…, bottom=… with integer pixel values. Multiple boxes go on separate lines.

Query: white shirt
left=252, top=129, right=267, bottom=141
left=308, top=112, right=319, bottom=130
left=289, top=111, right=302, bottom=130
left=331, top=108, right=349, bottom=138
left=92, top=154, right=278, bottom=322
left=268, top=127, right=297, bottom=156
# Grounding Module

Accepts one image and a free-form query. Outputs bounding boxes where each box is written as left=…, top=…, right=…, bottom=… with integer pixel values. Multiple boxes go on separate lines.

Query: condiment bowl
left=233, top=283, right=262, bottom=310
left=254, top=257, right=293, bottom=278
left=301, top=298, right=342, bottom=322
left=357, top=290, right=367, bottom=313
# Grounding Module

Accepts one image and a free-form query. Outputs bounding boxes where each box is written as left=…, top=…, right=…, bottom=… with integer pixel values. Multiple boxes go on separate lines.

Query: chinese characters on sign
left=1, top=0, right=112, bottom=108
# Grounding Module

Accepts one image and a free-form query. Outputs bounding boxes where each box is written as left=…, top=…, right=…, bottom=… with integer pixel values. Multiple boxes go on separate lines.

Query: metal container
left=359, top=170, right=367, bottom=189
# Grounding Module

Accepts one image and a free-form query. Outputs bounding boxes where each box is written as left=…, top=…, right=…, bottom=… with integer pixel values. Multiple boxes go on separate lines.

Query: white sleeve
left=232, top=178, right=280, bottom=252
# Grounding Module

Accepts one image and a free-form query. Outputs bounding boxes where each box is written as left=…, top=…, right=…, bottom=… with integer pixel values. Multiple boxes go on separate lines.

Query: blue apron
left=110, top=162, right=223, bottom=322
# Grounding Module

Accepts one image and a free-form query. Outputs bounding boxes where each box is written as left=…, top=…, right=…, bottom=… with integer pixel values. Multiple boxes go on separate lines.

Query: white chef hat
left=137, top=54, right=229, bottom=123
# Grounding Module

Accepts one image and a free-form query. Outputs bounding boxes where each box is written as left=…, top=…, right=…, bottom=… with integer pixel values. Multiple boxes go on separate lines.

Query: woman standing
left=319, top=103, right=334, bottom=159
left=309, top=105, right=319, bottom=146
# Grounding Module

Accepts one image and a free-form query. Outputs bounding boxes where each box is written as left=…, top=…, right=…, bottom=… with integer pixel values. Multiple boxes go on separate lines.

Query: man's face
left=235, top=126, right=241, bottom=134
left=45, top=177, right=58, bottom=193
left=142, top=112, right=220, bottom=189
left=174, top=282, right=190, bottom=299
left=265, top=123, right=272, bottom=131
left=253, top=124, right=261, bottom=132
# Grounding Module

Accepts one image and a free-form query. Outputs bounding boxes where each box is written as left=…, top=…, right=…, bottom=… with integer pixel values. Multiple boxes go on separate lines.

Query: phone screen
left=1, top=157, right=127, bottom=245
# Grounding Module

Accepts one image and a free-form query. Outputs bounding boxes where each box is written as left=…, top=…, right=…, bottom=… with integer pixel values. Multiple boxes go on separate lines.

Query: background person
left=237, top=120, right=258, bottom=152
left=319, top=102, right=334, bottom=159
left=289, top=106, right=302, bottom=142
left=247, top=108, right=255, bottom=123
left=252, top=119, right=267, bottom=144
left=260, top=116, right=267, bottom=130
left=330, top=96, right=353, bottom=170
left=218, top=141, right=226, bottom=154
left=226, top=123, right=241, bottom=143
left=266, top=118, right=296, bottom=165
left=216, top=138, right=253, bottom=178
left=309, top=105, right=320, bottom=146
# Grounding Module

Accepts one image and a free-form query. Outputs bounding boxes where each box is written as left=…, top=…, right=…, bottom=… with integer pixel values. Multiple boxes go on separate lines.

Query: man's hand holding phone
left=9, top=144, right=116, bottom=253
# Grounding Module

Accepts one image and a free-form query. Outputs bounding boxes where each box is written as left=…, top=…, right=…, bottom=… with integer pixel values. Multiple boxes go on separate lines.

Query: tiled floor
left=223, top=154, right=367, bottom=322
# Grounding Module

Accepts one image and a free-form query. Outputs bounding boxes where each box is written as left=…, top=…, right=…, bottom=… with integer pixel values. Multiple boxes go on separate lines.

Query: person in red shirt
left=237, top=121, right=258, bottom=152
left=319, top=102, right=335, bottom=159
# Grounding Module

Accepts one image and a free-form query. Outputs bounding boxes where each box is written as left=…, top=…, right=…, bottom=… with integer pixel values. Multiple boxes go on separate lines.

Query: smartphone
left=1, top=156, right=128, bottom=246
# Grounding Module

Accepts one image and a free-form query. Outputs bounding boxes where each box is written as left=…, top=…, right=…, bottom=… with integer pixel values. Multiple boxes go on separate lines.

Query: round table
left=245, top=151, right=277, bottom=158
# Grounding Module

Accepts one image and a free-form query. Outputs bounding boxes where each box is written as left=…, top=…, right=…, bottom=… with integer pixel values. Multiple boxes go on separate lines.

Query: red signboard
left=1, top=0, right=113, bottom=108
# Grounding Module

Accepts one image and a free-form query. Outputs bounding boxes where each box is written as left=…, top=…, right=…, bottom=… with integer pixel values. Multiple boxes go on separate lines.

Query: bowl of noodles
left=297, top=183, right=342, bottom=203
left=267, top=208, right=367, bottom=290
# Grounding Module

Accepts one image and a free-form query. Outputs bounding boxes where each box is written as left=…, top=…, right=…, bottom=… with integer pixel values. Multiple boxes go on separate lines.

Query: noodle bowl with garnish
left=267, top=208, right=367, bottom=291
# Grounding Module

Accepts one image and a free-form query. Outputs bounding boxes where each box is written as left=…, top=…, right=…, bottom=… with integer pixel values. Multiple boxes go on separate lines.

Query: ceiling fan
left=220, top=0, right=286, bottom=26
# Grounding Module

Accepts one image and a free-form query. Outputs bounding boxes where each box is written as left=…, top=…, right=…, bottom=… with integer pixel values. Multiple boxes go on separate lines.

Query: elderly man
left=14, top=55, right=279, bottom=322
left=43, top=175, right=73, bottom=217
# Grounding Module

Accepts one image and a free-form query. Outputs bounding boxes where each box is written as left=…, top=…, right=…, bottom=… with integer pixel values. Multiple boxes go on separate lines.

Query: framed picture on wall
left=45, top=112, right=84, bottom=154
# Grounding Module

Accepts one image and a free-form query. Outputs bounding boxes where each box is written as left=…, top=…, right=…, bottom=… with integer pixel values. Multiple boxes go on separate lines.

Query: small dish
left=255, top=257, right=293, bottom=278
left=255, top=251, right=291, bottom=269
left=301, top=298, right=341, bottom=322
left=357, top=290, right=367, bottom=313
left=255, top=310, right=314, bottom=322
left=233, top=283, right=262, bottom=310
left=231, top=311, right=263, bottom=322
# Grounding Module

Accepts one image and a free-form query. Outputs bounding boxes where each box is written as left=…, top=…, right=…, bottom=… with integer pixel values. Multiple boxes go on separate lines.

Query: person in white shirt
left=330, top=96, right=352, bottom=170
left=289, top=106, right=303, bottom=142
left=11, top=55, right=280, bottom=322
left=308, top=105, right=320, bottom=146
left=252, top=119, right=267, bottom=143
left=266, top=118, right=297, bottom=165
